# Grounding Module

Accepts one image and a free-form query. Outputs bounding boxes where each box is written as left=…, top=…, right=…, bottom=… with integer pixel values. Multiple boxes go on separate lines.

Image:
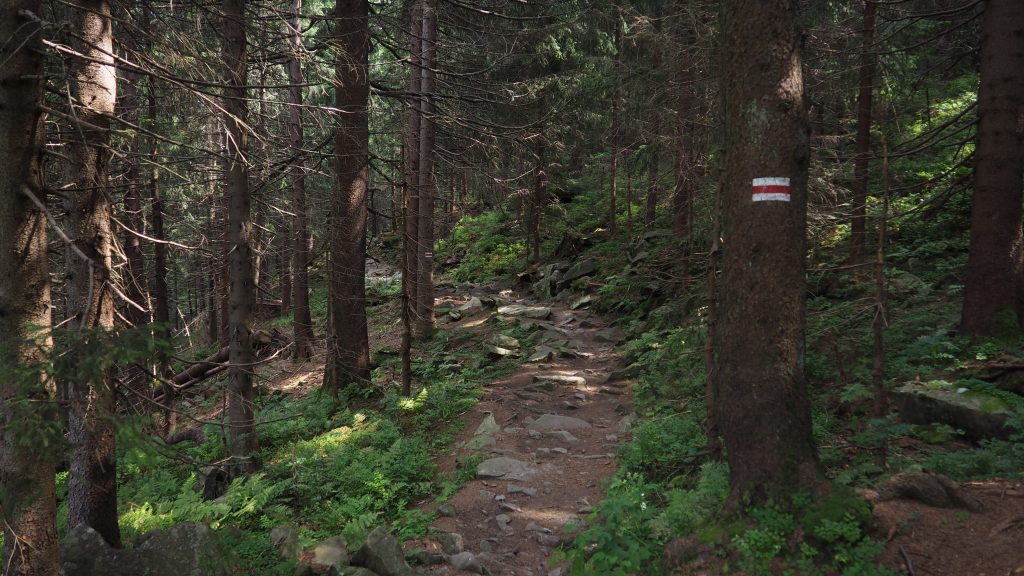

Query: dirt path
left=416, top=291, right=633, bottom=576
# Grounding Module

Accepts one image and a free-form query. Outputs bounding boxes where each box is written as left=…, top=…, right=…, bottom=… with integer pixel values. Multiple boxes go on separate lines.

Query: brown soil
left=874, top=479, right=1024, bottom=576
left=413, top=291, right=632, bottom=576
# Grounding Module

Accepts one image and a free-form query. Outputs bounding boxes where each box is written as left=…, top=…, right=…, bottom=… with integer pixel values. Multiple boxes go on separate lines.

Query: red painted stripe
left=752, top=185, right=791, bottom=195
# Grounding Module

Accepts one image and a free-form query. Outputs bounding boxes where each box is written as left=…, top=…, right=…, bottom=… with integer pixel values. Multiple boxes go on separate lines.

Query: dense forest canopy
left=1, top=0, right=1022, bottom=574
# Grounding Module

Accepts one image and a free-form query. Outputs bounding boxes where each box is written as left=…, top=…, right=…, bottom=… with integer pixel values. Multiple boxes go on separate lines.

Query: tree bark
left=848, top=0, right=878, bottom=263
left=286, top=0, right=313, bottom=361
left=0, top=6, right=60, bottom=573
left=713, top=0, right=819, bottom=504
left=645, top=147, right=658, bottom=231
left=961, top=0, right=1024, bottom=336
left=415, top=0, right=438, bottom=338
left=149, top=77, right=171, bottom=378
left=328, top=0, right=371, bottom=393
left=64, top=0, right=122, bottom=547
left=223, top=0, right=258, bottom=472
left=401, top=0, right=423, bottom=395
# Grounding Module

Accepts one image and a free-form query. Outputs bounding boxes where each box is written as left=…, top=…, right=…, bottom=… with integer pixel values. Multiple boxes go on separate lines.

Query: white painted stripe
left=752, top=192, right=791, bottom=202
left=752, top=177, right=790, bottom=187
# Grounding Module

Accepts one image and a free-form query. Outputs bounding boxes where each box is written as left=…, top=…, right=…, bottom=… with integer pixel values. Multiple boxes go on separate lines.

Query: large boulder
left=892, top=381, right=1014, bottom=440
left=556, top=259, right=596, bottom=290
left=62, top=523, right=234, bottom=576
left=352, top=527, right=412, bottom=576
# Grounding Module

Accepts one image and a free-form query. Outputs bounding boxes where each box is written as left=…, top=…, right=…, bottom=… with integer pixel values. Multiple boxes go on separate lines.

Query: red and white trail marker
left=752, top=177, right=791, bottom=202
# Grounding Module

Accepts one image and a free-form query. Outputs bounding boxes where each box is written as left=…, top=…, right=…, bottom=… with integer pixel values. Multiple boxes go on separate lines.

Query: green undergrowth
left=103, top=313, right=525, bottom=573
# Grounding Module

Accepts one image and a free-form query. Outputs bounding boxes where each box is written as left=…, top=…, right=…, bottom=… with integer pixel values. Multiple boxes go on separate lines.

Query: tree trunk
left=328, top=0, right=371, bottom=393
left=149, top=77, right=171, bottom=378
left=533, top=135, right=547, bottom=263
left=223, top=0, right=258, bottom=473
left=848, top=0, right=878, bottom=263
left=120, top=73, right=150, bottom=329
left=961, top=0, right=1024, bottom=336
left=286, top=0, right=314, bottom=360
left=415, top=0, right=438, bottom=338
left=0, top=6, right=60, bottom=572
left=401, top=0, right=423, bottom=395
left=645, top=147, right=658, bottom=230
left=713, top=0, right=819, bottom=504
left=64, top=0, right=122, bottom=548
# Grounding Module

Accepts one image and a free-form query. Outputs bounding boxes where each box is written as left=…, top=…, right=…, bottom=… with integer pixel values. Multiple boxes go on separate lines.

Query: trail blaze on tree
left=712, top=0, right=820, bottom=503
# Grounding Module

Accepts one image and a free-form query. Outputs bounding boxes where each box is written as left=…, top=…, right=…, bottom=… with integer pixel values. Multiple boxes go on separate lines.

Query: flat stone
left=526, top=522, right=551, bottom=533
left=507, top=485, right=537, bottom=497
left=532, top=374, right=587, bottom=386
left=460, top=297, right=484, bottom=315
left=558, top=258, right=597, bottom=288
left=497, top=304, right=552, bottom=319
left=527, top=414, right=592, bottom=431
left=543, top=430, right=579, bottom=443
left=892, top=381, right=1012, bottom=439
left=528, top=346, right=558, bottom=362
left=449, top=552, right=485, bottom=574
left=477, top=457, right=538, bottom=481
left=491, top=334, right=521, bottom=348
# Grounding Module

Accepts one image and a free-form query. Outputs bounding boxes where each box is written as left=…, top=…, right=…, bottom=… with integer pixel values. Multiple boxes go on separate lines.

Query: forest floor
left=872, top=479, right=1024, bottom=576
left=405, top=288, right=633, bottom=576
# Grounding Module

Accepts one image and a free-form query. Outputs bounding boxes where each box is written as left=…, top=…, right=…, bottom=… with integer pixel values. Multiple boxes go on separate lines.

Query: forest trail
left=415, top=289, right=634, bottom=576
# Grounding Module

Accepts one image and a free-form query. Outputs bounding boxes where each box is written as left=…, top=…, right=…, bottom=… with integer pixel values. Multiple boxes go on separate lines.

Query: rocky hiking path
left=413, top=290, right=635, bottom=576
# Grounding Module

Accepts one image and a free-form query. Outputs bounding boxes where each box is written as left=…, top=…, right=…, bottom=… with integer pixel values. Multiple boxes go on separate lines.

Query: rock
left=476, top=457, right=538, bottom=481
left=335, top=568, right=380, bottom=576
left=464, top=413, right=500, bottom=451
left=557, top=259, right=597, bottom=289
left=527, top=414, right=592, bottom=431
left=479, top=490, right=496, bottom=502
left=437, top=503, right=456, bottom=517
left=507, top=485, right=537, bottom=497
left=449, top=552, right=485, bottom=574
left=542, top=430, right=579, bottom=443
left=528, top=346, right=558, bottom=362
left=355, top=527, right=413, bottom=576
left=570, top=295, right=594, bottom=310
left=485, top=345, right=515, bottom=358
left=138, top=523, right=234, bottom=575
left=616, top=414, right=637, bottom=434
left=436, top=532, right=465, bottom=555
left=408, top=549, right=447, bottom=566
left=605, top=434, right=619, bottom=442
left=495, top=514, right=513, bottom=532
left=449, top=309, right=463, bottom=321
left=490, top=334, right=520, bottom=348
left=60, top=525, right=111, bottom=576
left=497, top=304, right=552, bottom=319
left=877, top=472, right=984, bottom=512
left=270, top=524, right=300, bottom=559
left=311, top=536, right=350, bottom=573
left=603, top=365, right=640, bottom=384
left=532, top=374, right=586, bottom=386
left=525, top=522, right=551, bottom=534
left=459, top=297, right=484, bottom=316
left=595, top=328, right=625, bottom=344
left=892, top=381, right=1013, bottom=439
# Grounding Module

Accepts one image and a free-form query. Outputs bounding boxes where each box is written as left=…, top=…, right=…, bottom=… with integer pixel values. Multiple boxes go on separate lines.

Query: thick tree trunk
left=286, top=0, right=313, bottom=360
left=64, top=0, right=122, bottom=548
left=0, top=6, right=60, bottom=573
left=416, top=0, right=438, bottom=338
left=848, top=0, right=878, bottom=263
left=328, top=0, right=371, bottom=393
left=149, top=78, right=171, bottom=378
left=961, top=0, right=1024, bottom=336
left=223, top=0, right=258, bottom=472
left=714, top=0, right=819, bottom=504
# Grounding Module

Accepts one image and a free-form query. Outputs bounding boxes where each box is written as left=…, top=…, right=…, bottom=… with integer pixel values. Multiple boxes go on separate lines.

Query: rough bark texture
left=223, top=0, right=258, bottom=471
left=328, top=0, right=371, bottom=392
left=150, top=77, right=171, bottom=377
left=286, top=0, right=314, bottom=361
left=401, top=0, right=423, bottom=395
left=961, top=0, right=1024, bottom=336
left=713, top=0, right=819, bottom=504
left=120, top=73, right=150, bottom=329
left=0, top=6, right=60, bottom=573
left=415, top=0, right=438, bottom=338
left=65, top=0, right=122, bottom=548
left=848, top=0, right=878, bottom=263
